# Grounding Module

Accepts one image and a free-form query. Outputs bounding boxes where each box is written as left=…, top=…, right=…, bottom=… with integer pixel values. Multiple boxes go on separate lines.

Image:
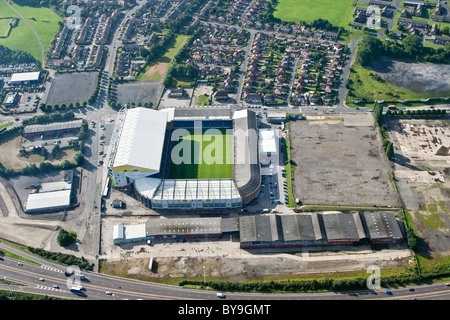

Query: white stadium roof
left=113, top=108, right=168, bottom=171
left=153, top=179, right=241, bottom=200
left=134, top=177, right=162, bottom=199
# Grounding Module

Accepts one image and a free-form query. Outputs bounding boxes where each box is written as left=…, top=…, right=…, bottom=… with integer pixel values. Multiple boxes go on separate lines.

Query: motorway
left=1, top=242, right=450, bottom=301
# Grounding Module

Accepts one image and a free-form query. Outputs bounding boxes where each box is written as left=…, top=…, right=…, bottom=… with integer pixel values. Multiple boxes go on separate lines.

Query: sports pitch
left=168, top=129, right=233, bottom=179
left=273, top=0, right=354, bottom=28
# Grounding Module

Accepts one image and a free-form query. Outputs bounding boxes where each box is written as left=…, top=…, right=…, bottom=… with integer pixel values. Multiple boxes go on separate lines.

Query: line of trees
left=385, top=108, right=447, bottom=117
left=0, top=45, right=37, bottom=67
left=139, top=31, right=177, bottom=65
left=22, top=111, right=75, bottom=126
left=356, top=34, right=450, bottom=67
left=373, top=103, right=394, bottom=160
left=178, top=269, right=442, bottom=293
left=27, top=246, right=91, bottom=270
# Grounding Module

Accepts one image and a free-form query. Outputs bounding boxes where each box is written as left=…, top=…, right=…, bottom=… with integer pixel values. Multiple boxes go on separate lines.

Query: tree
left=73, top=151, right=84, bottom=166
left=355, top=35, right=383, bottom=66
left=406, top=228, right=421, bottom=252
left=385, top=141, right=394, bottom=160
left=57, top=229, right=77, bottom=247
left=52, top=144, right=61, bottom=158
left=402, top=35, right=423, bottom=58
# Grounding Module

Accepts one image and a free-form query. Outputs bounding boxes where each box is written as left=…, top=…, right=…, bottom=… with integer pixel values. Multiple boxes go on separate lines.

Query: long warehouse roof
left=10, top=72, right=41, bottom=82
left=25, top=189, right=71, bottom=213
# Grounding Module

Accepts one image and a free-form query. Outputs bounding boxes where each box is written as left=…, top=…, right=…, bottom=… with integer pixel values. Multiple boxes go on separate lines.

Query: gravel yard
left=289, top=114, right=400, bottom=207
left=115, top=80, right=163, bottom=106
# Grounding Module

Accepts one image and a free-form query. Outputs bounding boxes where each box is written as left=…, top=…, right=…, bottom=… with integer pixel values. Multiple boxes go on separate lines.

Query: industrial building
left=24, top=171, right=73, bottom=213
left=23, top=120, right=83, bottom=139
left=266, top=112, right=287, bottom=123
left=112, top=212, right=404, bottom=247
left=2, top=92, right=20, bottom=107
left=258, top=128, right=279, bottom=174
left=9, top=72, right=41, bottom=86
left=107, top=106, right=261, bottom=210
left=239, top=212, right=404, bottom=249
left=113, top=217, right=238, bottom=244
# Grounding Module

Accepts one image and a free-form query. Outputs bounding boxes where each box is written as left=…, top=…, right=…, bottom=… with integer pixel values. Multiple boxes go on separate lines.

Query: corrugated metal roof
left=146, top=217, right=222, bottom=236
left=362, top=212, right=403, bottom=239
left=23, top=120, right=83, bottom=134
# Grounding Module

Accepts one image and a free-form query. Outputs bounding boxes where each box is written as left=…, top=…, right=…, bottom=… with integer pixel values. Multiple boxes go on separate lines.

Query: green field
left=0, top=18, right=12, bottom=37
left=273, top=0, right=355, bottom=28
left=168, top=129, right=232, bottom=179
left=136, top=34, right=190, bottom=81
left=0, top=1, right=62, bottom=63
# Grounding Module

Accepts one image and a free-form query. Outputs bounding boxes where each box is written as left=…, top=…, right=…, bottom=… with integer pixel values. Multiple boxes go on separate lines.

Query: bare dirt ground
left=289, top=115, right=400, bottom=207
left=142, top=61, right=168, bottom=81
left=388, top=118, right=450, bottom=257
left=0, top=133, right=76, bottom=171
left=191, top=85, right=213, bottom=106
left=370, top=60, right=450, bottom=95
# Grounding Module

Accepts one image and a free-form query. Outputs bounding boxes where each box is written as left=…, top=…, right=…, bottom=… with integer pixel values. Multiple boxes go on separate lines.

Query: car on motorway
left=53, top=285, right=59, bottom=289
left=106, top=291, right=113, bottom=295
left=39, top=278, right=45, bottom=282
left=216, top=292, right=225, bottom=298
left=17, top=262, right=23, bottom=266
left=385, top=289, right=392, bottom=295
left=446, top=283, right=450, bottom=286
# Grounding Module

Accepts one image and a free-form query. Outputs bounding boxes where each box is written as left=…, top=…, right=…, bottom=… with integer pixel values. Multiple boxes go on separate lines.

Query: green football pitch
left=273, top=0, right=354, bottom=29
left=168, top=129, right=233, bottom=179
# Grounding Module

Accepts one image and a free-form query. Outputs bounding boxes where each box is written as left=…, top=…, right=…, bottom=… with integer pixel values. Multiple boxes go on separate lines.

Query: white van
left=216, top=292, right=225, bottom=298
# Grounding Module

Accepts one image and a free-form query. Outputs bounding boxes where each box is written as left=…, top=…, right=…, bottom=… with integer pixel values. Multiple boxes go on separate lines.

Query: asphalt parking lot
left=45, top=72, right=99, bottom=105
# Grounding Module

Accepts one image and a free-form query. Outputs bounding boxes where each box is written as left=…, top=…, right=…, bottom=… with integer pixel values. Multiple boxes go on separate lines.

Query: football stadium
left=105, top=106, right=261, bottom=210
